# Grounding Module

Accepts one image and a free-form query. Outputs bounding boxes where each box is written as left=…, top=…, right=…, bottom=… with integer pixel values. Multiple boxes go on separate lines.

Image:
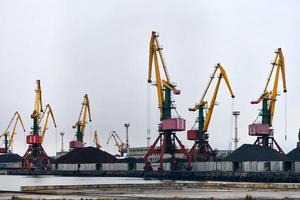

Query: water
left=0, top=175, right=168, bottom=191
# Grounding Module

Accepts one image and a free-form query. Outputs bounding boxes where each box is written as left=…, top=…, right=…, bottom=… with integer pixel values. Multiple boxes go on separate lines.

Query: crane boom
left=189, top=63, right=235, bottom=132
left=148, top=31, right=177, bottom=120
left=73, top=94, right=92, bottom=143
left=0, top=112, right=26, bottom=152
left=40, top=104, right=57, bottom=143
left=93, top=130, right=101, bottom=149
left=251, top=48, right=287, bottom=126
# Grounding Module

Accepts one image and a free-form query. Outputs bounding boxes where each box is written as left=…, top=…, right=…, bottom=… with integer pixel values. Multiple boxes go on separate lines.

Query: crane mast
left=249, top=48, right=287, bottom=153
left=188, top=64, right=235, bottom=160
left=70, top=94, right=92, bottom=149
left=0, top=112, right=26, bottom=153
left=144, top=31, right=191, bottom=171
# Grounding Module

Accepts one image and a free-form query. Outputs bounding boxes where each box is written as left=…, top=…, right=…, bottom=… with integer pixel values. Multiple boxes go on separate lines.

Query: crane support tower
left=0, top=112, right=26, bottom=153
left=69, top=94, right=92, bottom=149
left=249, top=48, right=287, bottom=154
left=144, top=31, right=191, bottom=171
left=22, top=80, right=57, bottom=170
left=188, top=64, right=235, bottom=161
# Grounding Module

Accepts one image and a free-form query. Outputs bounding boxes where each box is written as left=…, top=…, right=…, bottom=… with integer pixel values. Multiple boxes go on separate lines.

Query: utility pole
left=60, top=132, right=65, bottom=152
left=124, top=123, right=130, bottom=154
left=232, top=111, right=240, bottom=150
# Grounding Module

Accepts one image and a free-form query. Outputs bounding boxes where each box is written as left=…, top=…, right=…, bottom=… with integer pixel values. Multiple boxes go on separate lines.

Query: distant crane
left=69, top=94, right=92, bottom=149
left=0, top=112, right=26, bottom=153
left=188, top=64, right=235, bottom=160
left=107, top=131, right=127, bottom=157
left=93, top=130, right=101, bottom=149
left=144, top=31, right=191, bottom=171
left=22, top=80, right=57, bottom=170
left=249, top=48, right=287, bottom=154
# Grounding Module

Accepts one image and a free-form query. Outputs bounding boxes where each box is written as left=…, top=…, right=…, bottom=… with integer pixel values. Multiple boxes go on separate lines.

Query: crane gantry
left=249, top=48, right=287, bottom=154
left=144, top=31, right=191, bottom=171
left=188, top=64, right=235, bottom=160
left=70, top=94, right=92, bottom=149
left=0, top=112, right=26, bottom=154
left=22, top=80, right=57, bottom=170
left=107, top=131, right=126, bottom=157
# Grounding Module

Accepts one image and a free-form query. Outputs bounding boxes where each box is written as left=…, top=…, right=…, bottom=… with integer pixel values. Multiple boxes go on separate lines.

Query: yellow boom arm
left=1, top=112, right=26, bottom=151
left=148, top=31, right=176, bottom=119
left=251, top=48, right=287, bottom=126
left=40, top=104, right=57, bottom=143
left=34, top=80, right=43, bottom=116
left=73, top=94, right=92, bottom=141
left=190, top=63, right=235, bottom=132
left=93, top=130, right=101, bottom=149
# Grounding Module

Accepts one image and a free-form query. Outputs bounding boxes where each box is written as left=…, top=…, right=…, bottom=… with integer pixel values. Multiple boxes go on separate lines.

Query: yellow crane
left=22, top=80, right=57, bottom=170
left=188, top=63, right=235, bottom=160
left=70, top=94, right=92, bottom=148
left=249, top=48, right=287, bottom=153
left=144, top=31, right=191, bottom=171
left=93, top=130, right=101, bottom=149
left=107, top=131, right=126, bottom=156
left=0, top=112, right=26, bottom=153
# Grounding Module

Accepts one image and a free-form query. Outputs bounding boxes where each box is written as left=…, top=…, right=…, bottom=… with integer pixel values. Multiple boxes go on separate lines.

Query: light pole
left=60, top=132, right=65, bottom=152
left=124, top=123, right=130, bottom=154
left=232, top=111, right=240, bottom=150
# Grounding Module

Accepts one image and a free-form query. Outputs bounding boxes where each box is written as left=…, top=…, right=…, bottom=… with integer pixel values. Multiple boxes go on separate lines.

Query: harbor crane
left=144, top=31, right=191, bottom=171
left=107, top=131, right=127, bottom=157
left=188, top=64, right=235, bottom=160
left=93, top=130, right=101, bottom=149
left=249, top=48, right=287, bottom=154
left=69, top=94, right=92, bottom=149
left=22, top=80, right=57, bottom=170
left=0, top=112, right=26, bottom=153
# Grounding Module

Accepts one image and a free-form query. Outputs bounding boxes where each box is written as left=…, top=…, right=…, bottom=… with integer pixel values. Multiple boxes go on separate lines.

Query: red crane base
left=254, top=136, right=284, bottom=154
left=144, top=133, right=192, bottom=171
left=22, top=144, right=50, bottom=170
left=189, top=141, right=216, bottom=161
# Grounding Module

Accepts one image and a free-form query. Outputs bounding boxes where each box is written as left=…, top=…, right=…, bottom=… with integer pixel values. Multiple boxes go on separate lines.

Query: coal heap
left=55, top=146, right=117, bottom=164
left=286, top=148, right=300, bottom=161
left=0, top=153, right=22, bottom=163
left=223, top=144, right=286, bottom=162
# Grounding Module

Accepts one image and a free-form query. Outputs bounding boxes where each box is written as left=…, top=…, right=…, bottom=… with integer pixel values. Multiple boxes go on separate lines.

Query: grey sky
left=0, top=0, right=299, bottom=156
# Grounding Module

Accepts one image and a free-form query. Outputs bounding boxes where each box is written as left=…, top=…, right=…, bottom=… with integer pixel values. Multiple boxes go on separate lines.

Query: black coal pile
left=118, top=157, right=144, bottom=163
left=55, top=146, right=117, bottom=164
left=0, top=153, right=22, bottom=163
left=223, top=144, right=286, bottom=161
left=286, top=148, right=300, bottom=161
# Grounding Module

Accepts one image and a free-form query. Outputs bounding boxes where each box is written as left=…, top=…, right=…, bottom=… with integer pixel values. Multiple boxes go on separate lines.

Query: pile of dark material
left=223, top=144, right=287, bottom=161
left=118, top=157, right=144, bottom=163
left=286, top=148, right=300, bottom=161
left=0, top=153, right=22, bottom=163
left=55, top=146, right=118, bottom=164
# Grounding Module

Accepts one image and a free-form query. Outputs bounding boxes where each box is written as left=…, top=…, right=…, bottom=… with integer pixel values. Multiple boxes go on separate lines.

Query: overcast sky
left=0, top=0, right=299, bottom=156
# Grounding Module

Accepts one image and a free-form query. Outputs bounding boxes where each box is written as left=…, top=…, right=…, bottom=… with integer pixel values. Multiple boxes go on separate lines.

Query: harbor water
left=0, top=175, right=169, bottom=191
